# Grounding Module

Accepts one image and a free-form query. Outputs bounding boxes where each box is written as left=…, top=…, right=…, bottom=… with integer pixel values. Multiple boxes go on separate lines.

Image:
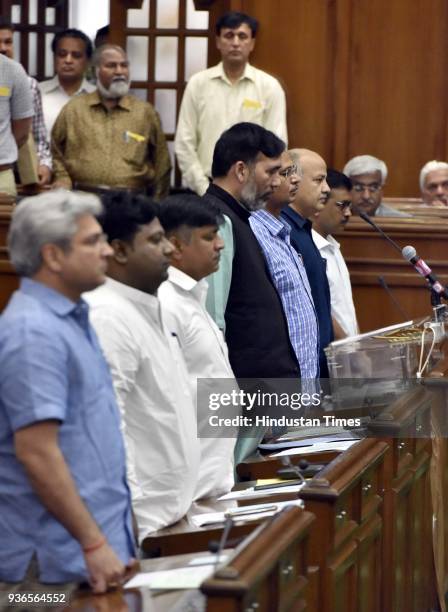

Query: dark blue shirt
left=281, top=207, right=334, bottom=377
left=0, top=279, right=135, bottom=583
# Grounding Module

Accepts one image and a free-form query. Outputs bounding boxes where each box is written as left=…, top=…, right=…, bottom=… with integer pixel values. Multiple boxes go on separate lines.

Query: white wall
left=69, top=0, right=109, bottom=42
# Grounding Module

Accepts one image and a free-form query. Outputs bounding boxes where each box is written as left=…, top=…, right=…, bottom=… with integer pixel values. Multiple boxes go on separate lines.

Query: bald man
left=281, top=149, right=333, bottom=378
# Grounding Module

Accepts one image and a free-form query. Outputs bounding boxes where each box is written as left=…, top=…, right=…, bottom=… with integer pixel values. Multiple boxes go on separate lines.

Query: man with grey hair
left=51, top=44, right=171, bottom=199
left=343, top=154, right=410, bottom=217
left=0, top=191, right=136, bottom=602
left=420, top=160, right=448, bottom=206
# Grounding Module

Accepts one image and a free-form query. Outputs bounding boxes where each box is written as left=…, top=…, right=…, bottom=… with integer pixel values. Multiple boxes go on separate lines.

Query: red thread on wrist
left=83, top=536, right=106, bottom=554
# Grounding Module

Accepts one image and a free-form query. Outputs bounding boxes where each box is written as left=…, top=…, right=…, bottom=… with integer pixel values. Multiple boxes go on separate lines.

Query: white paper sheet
left=272, top=440, right=358, bottom=457
left=190, top=499, right=304, bottom=527
left=187, top=554, right=228, bottom=567
left=124, top=565, right=213, bottom=590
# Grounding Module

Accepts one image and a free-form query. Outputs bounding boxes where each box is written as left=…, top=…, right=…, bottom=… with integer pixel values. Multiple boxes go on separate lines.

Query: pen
left=224, top=504, right=278, bottom=518
left=253, top=480, right=302, bottom=491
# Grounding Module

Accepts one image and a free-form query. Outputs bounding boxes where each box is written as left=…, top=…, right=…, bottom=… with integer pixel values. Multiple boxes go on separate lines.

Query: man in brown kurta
left=51, top=45, right=171, bottom=200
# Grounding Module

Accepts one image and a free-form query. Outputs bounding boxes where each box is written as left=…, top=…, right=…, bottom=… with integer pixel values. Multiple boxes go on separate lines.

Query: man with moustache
left=52, top=45, right=170, bottom=199
left=204, top=123, right=300, bottom=461
left=0, top=191, right=136, bottom=601
left=312, top=169, right=359, bottom=338
left=343, top=154, right=410, bottom=217
left=420, top=160, right=448, bottom=206
left=158, top=194, right=237, bottom=499
left=84, top=192, right=200, bottom=542
left=175, top=11, right=287, bottom=195
left=250, top=151, right=319, bottom=379
left=281, top=148, right=332, bottom=377
left=39, top=29, right=95, bottom=135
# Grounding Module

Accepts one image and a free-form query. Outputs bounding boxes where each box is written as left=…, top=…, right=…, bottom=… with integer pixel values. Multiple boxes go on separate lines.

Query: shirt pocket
left=122, top=133, right=148, bottom=168
left=239, top=98, right=264, bottom=123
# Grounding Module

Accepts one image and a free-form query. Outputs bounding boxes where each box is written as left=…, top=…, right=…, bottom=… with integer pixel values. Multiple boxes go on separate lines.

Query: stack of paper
left=272, top=440, right=358, bottom=457
left=190, top=499, right=304, bottom=527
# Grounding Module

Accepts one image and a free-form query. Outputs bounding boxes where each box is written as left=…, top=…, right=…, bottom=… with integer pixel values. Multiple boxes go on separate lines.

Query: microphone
left=209, top=515, right=234, bottom=570
left=378, top=276, right=410, bottom=320
left=358, top=211, right=403, bottom=254
left=277, top=456, right=306, bottom=483
left=402, top=246, right=448, bottom=299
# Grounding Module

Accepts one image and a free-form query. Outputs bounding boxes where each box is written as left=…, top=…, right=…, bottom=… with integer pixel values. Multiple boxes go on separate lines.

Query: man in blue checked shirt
left=0, top=191, right=136, bottom=605
left=250, top=150, right=320, bottom=379
left=281, top=149, right=333, bottom=377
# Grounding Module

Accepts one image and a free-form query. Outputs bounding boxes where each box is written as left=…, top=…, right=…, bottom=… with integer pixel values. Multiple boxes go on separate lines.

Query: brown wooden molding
left=193, top=0, right=216, bottom=8
left=120, top=0, right=144, bottom=8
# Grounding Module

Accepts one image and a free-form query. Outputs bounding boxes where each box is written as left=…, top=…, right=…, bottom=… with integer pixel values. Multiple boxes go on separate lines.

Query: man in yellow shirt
left=175, top=11, right=287, bottom=195
left=52, top=45, right=171, bottom=200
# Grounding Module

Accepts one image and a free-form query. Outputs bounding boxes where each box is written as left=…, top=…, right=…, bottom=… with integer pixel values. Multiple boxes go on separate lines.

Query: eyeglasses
left=352, top=182, right=382, bottom=193
left=335, top=200, right=352, bottom=211
left=279, top=164, right=298, bottom=178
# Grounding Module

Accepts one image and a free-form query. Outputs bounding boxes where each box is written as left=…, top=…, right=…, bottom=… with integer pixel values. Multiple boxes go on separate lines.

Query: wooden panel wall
left=223, top=0, right=448, bottom=197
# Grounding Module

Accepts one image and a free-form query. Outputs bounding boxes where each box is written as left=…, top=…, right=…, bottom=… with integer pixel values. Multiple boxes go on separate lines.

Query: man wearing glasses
left=343, top=154, right=410, bottom=217
left=312, top=169, right=359, bottom=339
left=250, top=151, right=319, bottom=380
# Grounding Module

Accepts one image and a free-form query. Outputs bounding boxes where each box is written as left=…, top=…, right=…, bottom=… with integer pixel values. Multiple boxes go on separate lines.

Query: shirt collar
left=105, top=277, right=159, bottom=314
left=88, top=90, right=131, bottom=111
left=211, top=62, right=255, bottom=85
left=252, top=209, right=291, bottom=238
left=167, top=267, right=209, bottom=304
left=311, top=229, right=340, bottom=251
left=20, top=278, right=84, bottom=317
left=44, top=75, right=93, bottom=95
left=206, top=184, right=251, bottom=222
left=281, top=206, right=310, bottom=228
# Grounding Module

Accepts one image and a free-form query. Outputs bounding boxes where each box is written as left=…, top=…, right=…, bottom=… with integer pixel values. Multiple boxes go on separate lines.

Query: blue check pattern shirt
left=250, top=210, right=319, bottom=378
left=0, top=279, right=135, bottom=583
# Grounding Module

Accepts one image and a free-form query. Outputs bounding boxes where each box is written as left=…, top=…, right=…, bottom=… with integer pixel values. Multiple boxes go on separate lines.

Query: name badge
left=242, top=98, right=262, bottom=110
left=0, top=86, right=10, bottom=97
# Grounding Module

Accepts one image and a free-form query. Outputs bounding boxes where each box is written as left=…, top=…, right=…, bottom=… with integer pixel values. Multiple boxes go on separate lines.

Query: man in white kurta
left=174, top=11, right=287, bottom=195
left=312, top=169, right=359, bottom=338
left=158, top=194, right=238, bottom=497
left=84, top=194, right=200, bottom=542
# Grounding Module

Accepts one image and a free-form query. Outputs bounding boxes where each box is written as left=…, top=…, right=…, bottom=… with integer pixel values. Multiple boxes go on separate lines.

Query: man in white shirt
left=174, top=11, right=287, bottom=195
left=312, top=168, right=359, bottom=338
left=40, top=28, right=95, bottom=134
left=158, top=194, right=237, bottom=498
left=84, top=193, right=200, bottom=542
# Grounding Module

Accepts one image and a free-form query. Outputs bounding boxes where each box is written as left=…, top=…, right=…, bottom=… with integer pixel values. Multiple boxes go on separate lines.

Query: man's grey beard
left=240, top=178, right=267, bottom=211
left=97, top=78, right=130, bottom=100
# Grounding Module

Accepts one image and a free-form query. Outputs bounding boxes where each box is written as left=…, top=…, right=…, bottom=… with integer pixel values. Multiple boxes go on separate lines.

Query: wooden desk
left=238, top=438, right=388, bottom=612
left=383, top=197, right=448, bottom=218
left=141, top=498, right=265, bottom=558
left=65, top=507, right=314, bottom=612
left=335, top=215, right=448, bottom=331
left=63, top=551, right=207, bottom=611
left=0, top=204, right=17, bottom=313
left=237, top=385, right=440, bottom=612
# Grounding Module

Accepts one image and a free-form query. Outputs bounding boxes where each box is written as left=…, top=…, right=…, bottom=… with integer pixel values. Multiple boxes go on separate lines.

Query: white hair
left=343, top=155, right=388, bottom=184
left=419, top=160, right=448, bottom=191
left=8, top=190, right=102, bottom=277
